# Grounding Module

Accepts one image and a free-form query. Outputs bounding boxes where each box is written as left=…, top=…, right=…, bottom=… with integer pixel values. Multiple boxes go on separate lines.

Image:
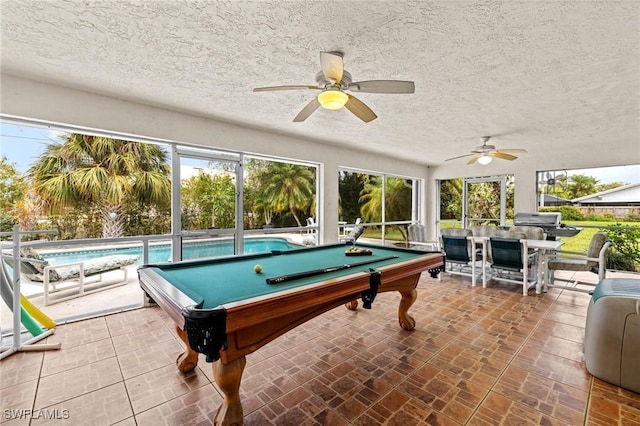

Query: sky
left=2, top=122, right=639, bottom=185
left=0, top=123, right=62, bottom=173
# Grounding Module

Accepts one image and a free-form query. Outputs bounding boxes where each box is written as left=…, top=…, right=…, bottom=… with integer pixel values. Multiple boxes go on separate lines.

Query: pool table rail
left=137, top=267, right=202, bottom=330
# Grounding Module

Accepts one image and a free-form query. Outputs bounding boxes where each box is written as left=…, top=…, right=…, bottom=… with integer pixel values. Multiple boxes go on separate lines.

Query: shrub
left=540, top=206, right=585, bottom=221
left=607, top=250, right=638, bottom=272
left=587, top=213, right=615, bottom=222
left=626, top=212, right=640, bottom=222
left=601, top=224, right=640, bottom=272
left=0, top=212, right=17, bottom=233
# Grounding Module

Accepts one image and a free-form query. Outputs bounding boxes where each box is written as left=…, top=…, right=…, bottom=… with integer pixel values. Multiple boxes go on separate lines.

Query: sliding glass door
left=174, top=147, right=241, bottom=261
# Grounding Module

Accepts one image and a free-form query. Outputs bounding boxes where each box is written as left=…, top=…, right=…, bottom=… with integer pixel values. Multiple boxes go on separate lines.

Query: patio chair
left=440, top=228, right=483, bottom=285
left=305, top=217, right=316, bottom=234
left=407, top=224, right=439, bottom=251
left=546, top=232, right=611, bottom=292
left=16, top=247, right=139, bottom=305
left=488, top=232, right=538, bottom=295
left=510, top=225, right=546, bottom=242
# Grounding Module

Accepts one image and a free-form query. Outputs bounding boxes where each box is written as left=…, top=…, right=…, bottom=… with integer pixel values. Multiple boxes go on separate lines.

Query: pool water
left=42, top=238, right=302, bottom=266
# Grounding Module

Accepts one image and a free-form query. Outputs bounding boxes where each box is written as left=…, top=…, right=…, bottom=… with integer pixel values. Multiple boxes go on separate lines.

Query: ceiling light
left=317, top=89, right=348, bottom=110
left=477, top=155, right=493, bottom=165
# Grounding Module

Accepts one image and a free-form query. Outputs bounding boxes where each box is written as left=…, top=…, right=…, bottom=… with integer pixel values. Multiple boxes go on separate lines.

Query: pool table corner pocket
left=182, top=306, right=228, bottom=362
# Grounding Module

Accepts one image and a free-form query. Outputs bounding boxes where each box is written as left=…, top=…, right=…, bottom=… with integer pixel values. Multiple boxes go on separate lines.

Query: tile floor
left=2, top=273, right=640, bottom=425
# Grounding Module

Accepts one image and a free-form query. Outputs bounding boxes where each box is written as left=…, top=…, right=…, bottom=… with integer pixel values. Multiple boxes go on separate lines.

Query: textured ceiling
left=1, top=1, right=639, bottom=166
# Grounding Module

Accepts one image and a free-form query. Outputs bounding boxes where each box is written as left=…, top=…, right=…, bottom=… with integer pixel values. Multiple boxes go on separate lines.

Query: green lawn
left=554, top=221, right=639, bottom=253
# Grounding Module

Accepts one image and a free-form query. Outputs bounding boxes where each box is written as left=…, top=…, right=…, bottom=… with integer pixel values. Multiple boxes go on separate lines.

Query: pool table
left=138, top=242, right=444, bottom=425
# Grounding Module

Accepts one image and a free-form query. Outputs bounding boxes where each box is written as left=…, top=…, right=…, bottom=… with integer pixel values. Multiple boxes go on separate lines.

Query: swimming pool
left=42, top=238, right=303, bottom=266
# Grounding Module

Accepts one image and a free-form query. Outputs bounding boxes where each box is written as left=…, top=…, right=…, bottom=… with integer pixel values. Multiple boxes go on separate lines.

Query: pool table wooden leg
left=213, top=356, right=246, bottom=426
left=345, top=300, right=358, bottom=310
left=175, top=326, right=199, bottom=373
left=398, top=288, right=417, bottom=330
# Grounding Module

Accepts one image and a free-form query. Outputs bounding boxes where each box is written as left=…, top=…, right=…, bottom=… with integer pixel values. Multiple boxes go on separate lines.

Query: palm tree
left=262, top=162, right=315, bottom=227
left=244, top=159, right=274, bottom=228
left=359, top=177, right=412, bottom=221
left=359, top=176, right=412, bottom=239
left=28, top=134, right=170, bottom=238
left=568, top=174, right=599, bottom=199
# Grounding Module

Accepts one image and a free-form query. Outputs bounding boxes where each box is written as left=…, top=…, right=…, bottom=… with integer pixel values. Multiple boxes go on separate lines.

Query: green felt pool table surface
left=143, top=242, right=434, bottom=309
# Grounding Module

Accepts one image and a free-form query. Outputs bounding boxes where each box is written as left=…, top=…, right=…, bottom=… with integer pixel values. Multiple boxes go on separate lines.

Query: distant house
left=572, top=183, right=640, bottom=218
left=572, top=183, right=640, bottom=206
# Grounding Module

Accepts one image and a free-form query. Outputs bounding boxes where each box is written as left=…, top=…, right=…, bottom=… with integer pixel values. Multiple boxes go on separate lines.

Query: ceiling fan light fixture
left=478, top=155, right=493, bottom=165
left=317, top=89, right=348, bottom=110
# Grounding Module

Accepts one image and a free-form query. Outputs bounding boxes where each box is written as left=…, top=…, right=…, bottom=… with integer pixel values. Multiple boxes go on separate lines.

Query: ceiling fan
left=445, top=136, right=527, bottom=165
left=253, top=51, right=415, bottom=123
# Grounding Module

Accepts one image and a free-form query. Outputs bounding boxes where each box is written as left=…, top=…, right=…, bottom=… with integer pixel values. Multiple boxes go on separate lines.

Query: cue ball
left=254, top=264, right=262, bottom=273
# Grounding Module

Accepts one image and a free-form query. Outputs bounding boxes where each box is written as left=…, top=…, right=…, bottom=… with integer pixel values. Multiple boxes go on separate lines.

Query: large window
left=0, top=122, right=172, bottom=239
left=338, top=168, right=420, bottom=244
left=536, top=165, right=640, bottom=210
left=536, top=165, right=640, bottom=272
left=243, top=157, right=317, bottom=231
left=1, top=121, right=319, bottom=240
left=0, top=119, right=321, bottom=322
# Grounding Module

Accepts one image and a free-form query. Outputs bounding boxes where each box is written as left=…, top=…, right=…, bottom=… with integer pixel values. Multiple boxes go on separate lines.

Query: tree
left=358, top=175, right=383, bottom=223
left=596, top=182, right=626, bottom=192
left=544, top=173, right=571, bottom=200
left=567, top=174, right=599, bottom=199
left=359, top=176, right=412, bottom=216
left=440, top=178, right=462, bottom=220
left=244, top=159, right=274, bottom=227
left=181, top=171, right=236, bottom=230
left=440, top=177, right=516, bottom=224
left=262, top=162, right=315, bottom=227
left=466, top=182, right=501, bottom=222
left=0, top=156, right=27, bottom=231
left=338, top=171, right=365, bottom=223
left=28, top=134, right=171, bottom=238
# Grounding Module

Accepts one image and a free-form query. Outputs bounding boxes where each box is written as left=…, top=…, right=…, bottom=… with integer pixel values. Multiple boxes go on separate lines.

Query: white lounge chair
left=15, top=247, right=139, bottom=305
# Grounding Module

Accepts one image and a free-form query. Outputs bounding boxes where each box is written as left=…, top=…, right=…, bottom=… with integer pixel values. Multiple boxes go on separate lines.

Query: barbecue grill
left=513, top=212, right=582, bottom=240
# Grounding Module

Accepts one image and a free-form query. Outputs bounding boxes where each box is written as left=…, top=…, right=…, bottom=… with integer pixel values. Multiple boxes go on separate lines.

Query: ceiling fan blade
left=496, top=148, right=527, bottom=153
left=254, top=85, right=319, bottom=92
left=344, top=95, right=377, bottom=123
left=445, top=153, right=475, bottom=161
left=293, top=98, right=321, bottom=122
left=348, top=80, right=415, bottom=94
left=492, top=151, right=518, bottom=161
left=467, top=155, right=481, bottom=165
left=320, top=51, right=344, bottom=84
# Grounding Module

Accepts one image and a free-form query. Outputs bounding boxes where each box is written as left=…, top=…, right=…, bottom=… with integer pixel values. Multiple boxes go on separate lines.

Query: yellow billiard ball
left=254, top=264, right=262, bottom=273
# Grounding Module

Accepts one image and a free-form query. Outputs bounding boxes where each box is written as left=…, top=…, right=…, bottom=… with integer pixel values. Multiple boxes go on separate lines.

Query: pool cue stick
left=266, top=255, right=399, bottom=284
